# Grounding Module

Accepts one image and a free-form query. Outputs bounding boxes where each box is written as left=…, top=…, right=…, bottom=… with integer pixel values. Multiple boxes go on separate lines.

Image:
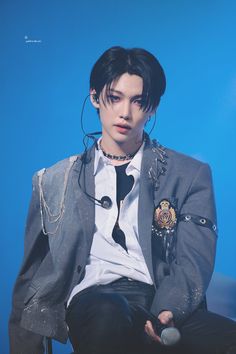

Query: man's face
left=90, top=73, right=154, bottom=149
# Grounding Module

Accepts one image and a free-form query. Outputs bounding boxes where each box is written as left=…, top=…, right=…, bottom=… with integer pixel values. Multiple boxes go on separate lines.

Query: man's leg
left=65, top=281, right=182, bottom=354
left=66, top=288, right=135, bottom=354
left=65, top=279, right=159, bottom=354
left=146, top=310, right=236, bottom=354
left=66, top=283, right=236, bottom=354
left=178, top=309, right=236, bottom=354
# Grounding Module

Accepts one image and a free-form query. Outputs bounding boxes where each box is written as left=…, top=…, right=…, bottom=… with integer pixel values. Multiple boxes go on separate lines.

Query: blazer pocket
left=24, top=283, right=39, bottom=305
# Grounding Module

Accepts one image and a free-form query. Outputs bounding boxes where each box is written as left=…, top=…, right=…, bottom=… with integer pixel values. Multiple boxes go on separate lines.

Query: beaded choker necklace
left=99, top=141, right=139, bottom=161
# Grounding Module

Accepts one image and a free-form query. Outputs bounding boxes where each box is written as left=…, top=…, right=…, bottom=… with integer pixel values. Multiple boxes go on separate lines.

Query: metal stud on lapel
left=148, top=139, right=168, bottom=192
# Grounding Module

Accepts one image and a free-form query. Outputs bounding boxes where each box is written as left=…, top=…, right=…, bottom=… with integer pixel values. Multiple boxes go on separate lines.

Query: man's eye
left=108, top=95, right=120, bottom=102
left=134, top=99, right=143, bottom=106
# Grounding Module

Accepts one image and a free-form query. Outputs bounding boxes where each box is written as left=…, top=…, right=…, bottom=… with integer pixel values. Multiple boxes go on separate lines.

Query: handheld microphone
left=140, top=307, right=181, bottom=346
left=152, top=318, right=181, bottom=346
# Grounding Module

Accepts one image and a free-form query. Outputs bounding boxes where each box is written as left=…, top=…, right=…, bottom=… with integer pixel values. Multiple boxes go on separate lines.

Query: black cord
left=80, top=93, right=91, bottom=138
left=148, top=111, right=157, bottom=136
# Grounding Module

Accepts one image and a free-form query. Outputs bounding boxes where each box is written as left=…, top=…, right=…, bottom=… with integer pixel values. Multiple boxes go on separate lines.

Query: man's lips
left=114, top=124, right=131, bottom=134
left=114, top=124, right=131, bottom=130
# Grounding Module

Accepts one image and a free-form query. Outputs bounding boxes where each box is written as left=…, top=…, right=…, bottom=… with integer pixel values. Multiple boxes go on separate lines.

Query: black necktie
left=112, top=222, right=128, bottom=252
left=112, top=163, right=134, bottom=252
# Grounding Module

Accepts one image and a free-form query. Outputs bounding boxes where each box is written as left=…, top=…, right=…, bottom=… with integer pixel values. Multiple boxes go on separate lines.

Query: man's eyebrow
left=109, top=88, right=143, bottom=98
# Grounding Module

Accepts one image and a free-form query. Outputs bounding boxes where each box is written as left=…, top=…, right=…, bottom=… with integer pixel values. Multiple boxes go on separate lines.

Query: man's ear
left=90, top=89, right=100, bottom=109
left=145, top=109, right=156, bottom=123
left=149, top=108, right=157, bottom=117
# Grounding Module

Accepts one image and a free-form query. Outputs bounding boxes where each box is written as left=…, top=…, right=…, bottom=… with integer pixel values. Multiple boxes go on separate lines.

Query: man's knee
left=87, top=292, right=132, bottom=330
left=66, top=291, right=133, bottom=335
left=66, top=291, right=134, bottom=354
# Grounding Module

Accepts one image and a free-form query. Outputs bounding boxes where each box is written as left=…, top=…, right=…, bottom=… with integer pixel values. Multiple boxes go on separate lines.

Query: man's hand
left=144, top=310, right=174, bottom=343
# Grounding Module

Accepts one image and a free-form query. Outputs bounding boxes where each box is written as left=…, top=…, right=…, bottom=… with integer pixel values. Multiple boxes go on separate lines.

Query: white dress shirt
left=67, top=140, right=153, bottom=306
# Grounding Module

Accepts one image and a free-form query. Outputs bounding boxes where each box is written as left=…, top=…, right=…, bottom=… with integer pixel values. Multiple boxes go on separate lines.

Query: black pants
left=65, top=278, right=236, bottom=354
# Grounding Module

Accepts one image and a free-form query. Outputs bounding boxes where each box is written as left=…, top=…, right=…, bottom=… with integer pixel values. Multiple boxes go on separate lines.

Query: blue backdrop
left=1, top=1, right=236, bottom=352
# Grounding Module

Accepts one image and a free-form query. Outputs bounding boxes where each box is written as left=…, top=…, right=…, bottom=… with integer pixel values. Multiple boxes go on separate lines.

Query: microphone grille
left=161, top=327, right=181, bottom=346
left=101, top=196, right=112, bottom=209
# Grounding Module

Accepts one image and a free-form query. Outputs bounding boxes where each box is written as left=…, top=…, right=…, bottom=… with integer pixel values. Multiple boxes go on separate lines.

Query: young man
left=9, top=46, right=236, bottom=354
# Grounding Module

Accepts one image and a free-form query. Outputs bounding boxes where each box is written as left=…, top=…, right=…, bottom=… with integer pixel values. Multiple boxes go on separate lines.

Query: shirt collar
left=93, top=137, right=144, bottom=176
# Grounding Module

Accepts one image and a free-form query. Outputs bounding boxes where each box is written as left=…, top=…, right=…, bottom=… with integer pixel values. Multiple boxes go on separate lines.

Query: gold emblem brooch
left=154, top=200, right=177, bottom=230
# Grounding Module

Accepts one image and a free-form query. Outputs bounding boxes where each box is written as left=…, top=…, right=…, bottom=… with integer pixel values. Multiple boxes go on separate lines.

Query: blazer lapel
left=72, top=145, right=96, bottom=250
left=138, top=137, right=168, bottom=281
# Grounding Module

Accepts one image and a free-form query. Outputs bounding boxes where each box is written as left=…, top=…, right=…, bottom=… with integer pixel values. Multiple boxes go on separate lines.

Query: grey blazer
left=9, top=137, right=217, bottom=354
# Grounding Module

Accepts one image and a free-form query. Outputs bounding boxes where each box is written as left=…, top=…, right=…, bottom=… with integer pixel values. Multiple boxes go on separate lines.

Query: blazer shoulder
left=164, top=146, right=210, bottom=172
left=32, top=154, right=82, bottom=187
left=146, top=137, right=209, bottom=172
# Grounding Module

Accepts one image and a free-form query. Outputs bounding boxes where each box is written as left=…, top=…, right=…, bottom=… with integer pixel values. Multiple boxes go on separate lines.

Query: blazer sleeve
left=151, top=163, right=217, bottom=323
left=8, top=172, right=47, bottom=354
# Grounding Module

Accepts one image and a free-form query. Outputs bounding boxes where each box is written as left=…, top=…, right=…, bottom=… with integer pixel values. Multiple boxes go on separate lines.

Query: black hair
left=89, top=46, right=166, bottom=113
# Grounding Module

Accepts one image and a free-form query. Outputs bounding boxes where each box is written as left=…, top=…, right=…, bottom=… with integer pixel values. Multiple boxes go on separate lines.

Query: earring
left=92, top=94, right=99, bottom=104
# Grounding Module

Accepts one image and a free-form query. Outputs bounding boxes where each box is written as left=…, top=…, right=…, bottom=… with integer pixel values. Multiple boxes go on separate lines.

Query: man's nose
left=119, top=100, right=131, bottom=120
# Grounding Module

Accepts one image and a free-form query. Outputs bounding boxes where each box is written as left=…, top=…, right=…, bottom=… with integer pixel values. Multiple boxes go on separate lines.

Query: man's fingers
left=158, top=311, right=174, bottom=325
left=144, top=320, right=161, bottom=343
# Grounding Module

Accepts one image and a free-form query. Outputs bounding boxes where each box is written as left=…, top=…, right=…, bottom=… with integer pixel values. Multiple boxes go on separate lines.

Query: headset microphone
left=79, top=94, right=112, bottom=209
left=100, top=196, right=112, bottom=209
left=78, top=159, right=112, bottom=209
left=83, top=190, right=112, bottom=209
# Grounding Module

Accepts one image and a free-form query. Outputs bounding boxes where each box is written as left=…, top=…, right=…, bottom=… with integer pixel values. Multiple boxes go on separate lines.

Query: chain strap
left=38, top=155, right=79, bottom=235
